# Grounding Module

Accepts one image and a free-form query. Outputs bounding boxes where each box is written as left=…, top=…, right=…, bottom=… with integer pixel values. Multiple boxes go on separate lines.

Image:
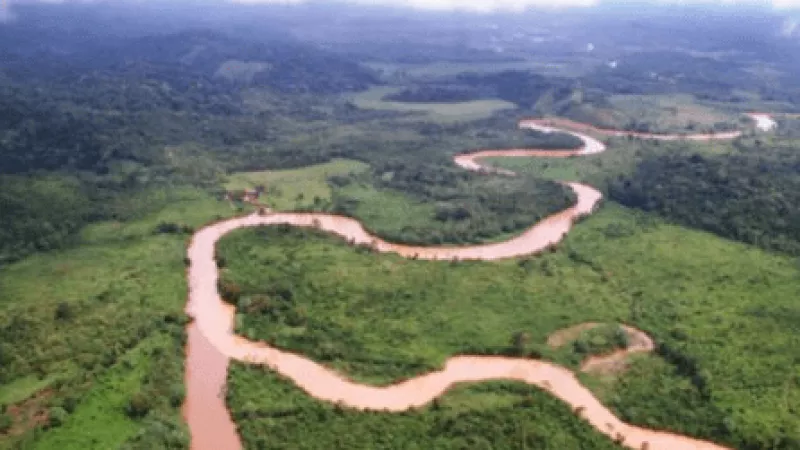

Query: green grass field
left=332, top=181, right=437, bottom=240
left=348, top=86, right=516, bottom=123
left=607, top=94, right=741, bottom=132
left=224, top=159, right=369, bottom=211
left=218, top=203, right=800, bottom=448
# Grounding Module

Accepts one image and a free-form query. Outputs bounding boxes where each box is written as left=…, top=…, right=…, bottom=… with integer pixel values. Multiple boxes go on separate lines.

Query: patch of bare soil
left=4, top=389, right=52, bottom=437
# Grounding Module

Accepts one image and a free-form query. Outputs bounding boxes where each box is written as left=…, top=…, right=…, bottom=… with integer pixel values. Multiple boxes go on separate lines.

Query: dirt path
left=184, top=116, right=771, bottom=450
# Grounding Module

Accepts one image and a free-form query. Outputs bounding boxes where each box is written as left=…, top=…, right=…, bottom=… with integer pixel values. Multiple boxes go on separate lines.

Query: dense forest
left=609, top=142, right=800, bottom=254
left=0, top=22, right=385, bottom=265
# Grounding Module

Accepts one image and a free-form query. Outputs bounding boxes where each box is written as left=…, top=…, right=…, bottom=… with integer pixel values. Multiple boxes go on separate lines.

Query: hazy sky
left=1, top=0, right=799, bottom=17
left=231, top=0, right=800, bottom=11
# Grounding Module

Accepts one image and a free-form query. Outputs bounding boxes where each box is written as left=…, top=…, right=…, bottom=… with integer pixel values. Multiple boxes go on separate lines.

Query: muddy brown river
left=184, top=116, right=771, bottom=449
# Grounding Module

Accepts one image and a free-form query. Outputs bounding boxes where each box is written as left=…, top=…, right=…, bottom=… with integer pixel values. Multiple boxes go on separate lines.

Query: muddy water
left=183, top=324, right=241, bottom=450
left=183, top=117, right=760, bottom=450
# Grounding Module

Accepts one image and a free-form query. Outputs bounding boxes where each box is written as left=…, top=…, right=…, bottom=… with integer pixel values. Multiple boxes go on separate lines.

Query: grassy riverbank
left=218, top=203, right=800, bottom=448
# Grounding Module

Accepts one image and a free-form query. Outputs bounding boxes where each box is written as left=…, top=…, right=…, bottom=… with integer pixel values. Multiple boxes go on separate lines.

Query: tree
left=511, top=331, right=531, bottom=356
left=217, top=279, right=242, bottom=304
left=126, top=392, right=153, bottom=419
left=168, top=384, right=185, bottom=408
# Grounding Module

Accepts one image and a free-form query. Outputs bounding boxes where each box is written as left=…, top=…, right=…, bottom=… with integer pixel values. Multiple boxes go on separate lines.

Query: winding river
left=184, top=115, right=771, bottom=450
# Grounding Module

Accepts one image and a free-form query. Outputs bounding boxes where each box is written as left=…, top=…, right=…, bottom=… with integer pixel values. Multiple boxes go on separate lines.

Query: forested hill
left=90, top=30, right=379, bottom=94
left=0, top=26, right=378, bottom=94
left=0, top=20, right=381, bottom=264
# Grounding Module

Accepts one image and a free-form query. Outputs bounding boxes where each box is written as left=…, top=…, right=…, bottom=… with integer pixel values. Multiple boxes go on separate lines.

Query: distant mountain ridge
left=0, top=26, right=379, bottom=94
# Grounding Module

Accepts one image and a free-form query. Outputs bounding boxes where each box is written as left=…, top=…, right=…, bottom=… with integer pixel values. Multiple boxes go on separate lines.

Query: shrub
left=54, top=302, right=73, bottom=321
left=168, top=384, right=185, bottom=408
left=217, top=279, right=242, bottom=304
left=0, top=413, right=12, bottom=433
left=48, top=407, right=68, bottom=428
left=573, top=324, right=628, bottom=356
left=154, top=222, right=180, bottom=234
left=510, top=331, right=531, bottom=356
left=126, top=392, right=153, bottom=419
left=120, top=414, right=190, bottom=449
left=63, top=396, right=78, bottom=414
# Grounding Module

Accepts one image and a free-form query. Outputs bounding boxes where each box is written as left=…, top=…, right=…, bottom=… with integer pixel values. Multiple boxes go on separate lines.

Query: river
left=183, top=114, right=772, bottom=449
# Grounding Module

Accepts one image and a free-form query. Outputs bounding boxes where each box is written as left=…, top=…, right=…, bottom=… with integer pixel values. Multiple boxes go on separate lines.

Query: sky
left=1, top=0, right=799, bottom=17
left=229, top=0, right=800, bottom=12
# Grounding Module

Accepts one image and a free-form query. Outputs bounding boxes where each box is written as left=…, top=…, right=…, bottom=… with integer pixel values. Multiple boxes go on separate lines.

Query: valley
left=1, top=2, right=799, bottom=450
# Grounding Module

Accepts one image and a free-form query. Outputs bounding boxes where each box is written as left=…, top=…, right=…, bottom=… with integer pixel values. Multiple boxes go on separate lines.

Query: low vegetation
left=571, top=323, right=629, bottom=357
left=0, top=191, right=236, bottom=449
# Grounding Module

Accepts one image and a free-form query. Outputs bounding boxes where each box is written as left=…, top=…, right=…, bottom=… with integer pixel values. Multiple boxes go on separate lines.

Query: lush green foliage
left=227, top=365, right=621, bottom=450
left=218, top=204, right=800, bottom=447
left=589, top=355, right=734, bottom=446
left=4, top=4, right=800, bottom=448
left=572, top=323, right=629, bottom=357
left=609, top=142, right=800, bottom=254
left=329, top=166, right=576, bottom=245
left=0, top=191, right=236, bottom=448
left=0, top=175, right=90, bottom=264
